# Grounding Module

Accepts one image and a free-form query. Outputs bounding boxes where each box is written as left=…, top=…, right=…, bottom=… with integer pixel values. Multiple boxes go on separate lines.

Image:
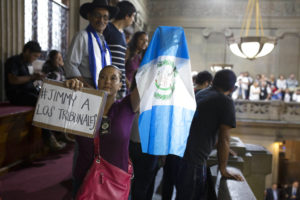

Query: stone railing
left=234, top=100, right=300, bottom=123
left=208, top=165, right=256, bottom=200
left=207, top=137, right=272, bottom=200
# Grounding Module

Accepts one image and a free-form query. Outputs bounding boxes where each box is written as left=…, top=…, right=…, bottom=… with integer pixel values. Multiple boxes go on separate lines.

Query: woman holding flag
left=66, top=65, right=140, bottom=198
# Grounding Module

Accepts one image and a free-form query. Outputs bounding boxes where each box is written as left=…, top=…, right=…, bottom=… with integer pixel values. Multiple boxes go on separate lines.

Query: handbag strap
left=94, top=135, right=100, bottom=157
left=94, top=132, right=133, bottom=174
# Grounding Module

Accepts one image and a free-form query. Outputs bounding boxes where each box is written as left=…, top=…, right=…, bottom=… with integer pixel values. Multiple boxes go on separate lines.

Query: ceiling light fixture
left=229, top=0, right=276, bottom=60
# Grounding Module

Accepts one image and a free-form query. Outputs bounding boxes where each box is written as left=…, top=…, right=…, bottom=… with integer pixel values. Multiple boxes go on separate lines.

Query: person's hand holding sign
left=65, top=78, right=84, bottom=90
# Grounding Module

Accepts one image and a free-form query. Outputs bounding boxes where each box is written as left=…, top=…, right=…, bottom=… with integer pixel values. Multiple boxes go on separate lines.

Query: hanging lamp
left=229, top=0, right=276, bottom=60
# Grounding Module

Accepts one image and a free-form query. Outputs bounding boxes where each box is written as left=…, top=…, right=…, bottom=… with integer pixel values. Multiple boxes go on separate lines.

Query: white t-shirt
left=276, top=79, right=287, bottom=90
left=241, top=76, right=250, bottom=90
left=293, top=93, right=300, bottom=102
left=249, top=85, right=260, bottom=100
left=284, top=93, right=291, bottom=102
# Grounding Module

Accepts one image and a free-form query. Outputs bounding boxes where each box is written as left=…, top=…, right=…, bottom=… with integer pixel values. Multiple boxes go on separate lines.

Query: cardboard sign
left=33, top=79, right=106, bottom=138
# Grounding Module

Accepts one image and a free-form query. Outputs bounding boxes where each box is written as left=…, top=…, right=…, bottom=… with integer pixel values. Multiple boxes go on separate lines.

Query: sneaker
left=47, top=134, right=66, bottom=152
left=64, top=133, right=75, bottom=143
left=53, top=132, right=75, bottom=143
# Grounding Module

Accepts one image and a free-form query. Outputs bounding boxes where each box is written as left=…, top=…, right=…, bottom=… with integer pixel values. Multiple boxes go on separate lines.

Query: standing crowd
left=232, top=72, right=300, bottom=102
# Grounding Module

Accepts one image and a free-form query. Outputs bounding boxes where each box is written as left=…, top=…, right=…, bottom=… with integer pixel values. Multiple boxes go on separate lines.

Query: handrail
left=209, top=165, right=257, bottom=200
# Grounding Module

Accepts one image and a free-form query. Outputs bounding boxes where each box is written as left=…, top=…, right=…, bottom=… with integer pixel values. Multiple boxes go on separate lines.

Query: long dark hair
left=47, top=50, right=59, bottom=63
left=42, top=50, right=60, bottom=74
left=127, top=31, right=147, bottom=60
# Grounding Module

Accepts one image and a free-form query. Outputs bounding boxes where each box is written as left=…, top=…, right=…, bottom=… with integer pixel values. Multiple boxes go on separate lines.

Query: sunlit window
left=24, top=0, right=68, bottom=58
left=24, top=0, right=33, bottom=43
left=37, top=0, right=49, bottom=50
left=52, top=3, right=62, bottom=51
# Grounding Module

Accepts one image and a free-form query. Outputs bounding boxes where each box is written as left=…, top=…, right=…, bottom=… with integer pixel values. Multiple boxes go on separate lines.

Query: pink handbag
left=76, top=135, right=133, bottom=200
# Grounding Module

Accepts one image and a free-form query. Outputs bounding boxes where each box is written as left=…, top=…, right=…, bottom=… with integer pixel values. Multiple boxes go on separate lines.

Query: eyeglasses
left=92, top=12, right=109, bottom=21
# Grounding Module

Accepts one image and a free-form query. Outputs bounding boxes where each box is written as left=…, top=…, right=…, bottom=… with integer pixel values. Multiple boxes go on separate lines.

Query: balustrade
left=235, top=100, right=300, bottom=124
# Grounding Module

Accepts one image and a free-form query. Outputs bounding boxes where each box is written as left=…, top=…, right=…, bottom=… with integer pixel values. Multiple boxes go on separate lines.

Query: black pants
left=162, top=154, right=183, bottom=200
left=176, top=161, right=207, bottom=200
left=8, top=91, right=38, bottom=106
left=129, top=141, right=159, bottom=200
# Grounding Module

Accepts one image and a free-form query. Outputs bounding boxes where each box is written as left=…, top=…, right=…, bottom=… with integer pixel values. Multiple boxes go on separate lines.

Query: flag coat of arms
left=136, top=26, right=196, bottom=157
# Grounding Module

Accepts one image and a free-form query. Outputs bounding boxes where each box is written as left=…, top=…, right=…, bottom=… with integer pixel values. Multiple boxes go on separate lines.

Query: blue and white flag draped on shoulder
left=86, top=25, right=111, bottom=89
left=136, top=26, right=196, bottom=157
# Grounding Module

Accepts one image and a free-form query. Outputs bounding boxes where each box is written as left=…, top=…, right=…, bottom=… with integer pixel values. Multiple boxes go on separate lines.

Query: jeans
left=176, top=160, right=207, bottom=200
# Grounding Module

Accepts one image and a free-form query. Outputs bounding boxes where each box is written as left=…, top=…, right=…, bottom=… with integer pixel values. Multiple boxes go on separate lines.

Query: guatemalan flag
left=136, top=26, right=196, bottom=157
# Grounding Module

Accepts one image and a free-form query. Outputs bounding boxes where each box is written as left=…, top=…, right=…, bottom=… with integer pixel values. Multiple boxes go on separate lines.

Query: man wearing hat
left=64, top=0, right=118, bottom=89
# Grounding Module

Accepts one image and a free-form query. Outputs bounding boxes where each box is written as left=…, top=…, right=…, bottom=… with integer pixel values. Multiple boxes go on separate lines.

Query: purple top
left=73, top=95, right=135, bottom=182
left=125, top=54, right=142, bottom=83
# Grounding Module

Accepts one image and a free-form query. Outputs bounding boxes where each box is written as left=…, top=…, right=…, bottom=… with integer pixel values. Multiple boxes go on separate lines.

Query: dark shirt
left=287, top=186, right=300, bottom=200
left=184, top=87, right=236, bottom=165
left=260, top=86, right=269, bottom=100
left=4, top=54, right=38, bottom=101
left=42, top=62, right=66, bottom=81
left=265, top=188, right=280, bottom=200
left=103, top=23, right=127, bottom=93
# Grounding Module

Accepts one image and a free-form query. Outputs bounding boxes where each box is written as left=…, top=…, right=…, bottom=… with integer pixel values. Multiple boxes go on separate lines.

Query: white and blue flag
left=136, top=26, right=196, bottom=157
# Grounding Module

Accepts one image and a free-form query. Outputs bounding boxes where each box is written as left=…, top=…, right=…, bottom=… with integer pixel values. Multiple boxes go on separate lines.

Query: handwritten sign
left=33, top=79, right=106, bottom=138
